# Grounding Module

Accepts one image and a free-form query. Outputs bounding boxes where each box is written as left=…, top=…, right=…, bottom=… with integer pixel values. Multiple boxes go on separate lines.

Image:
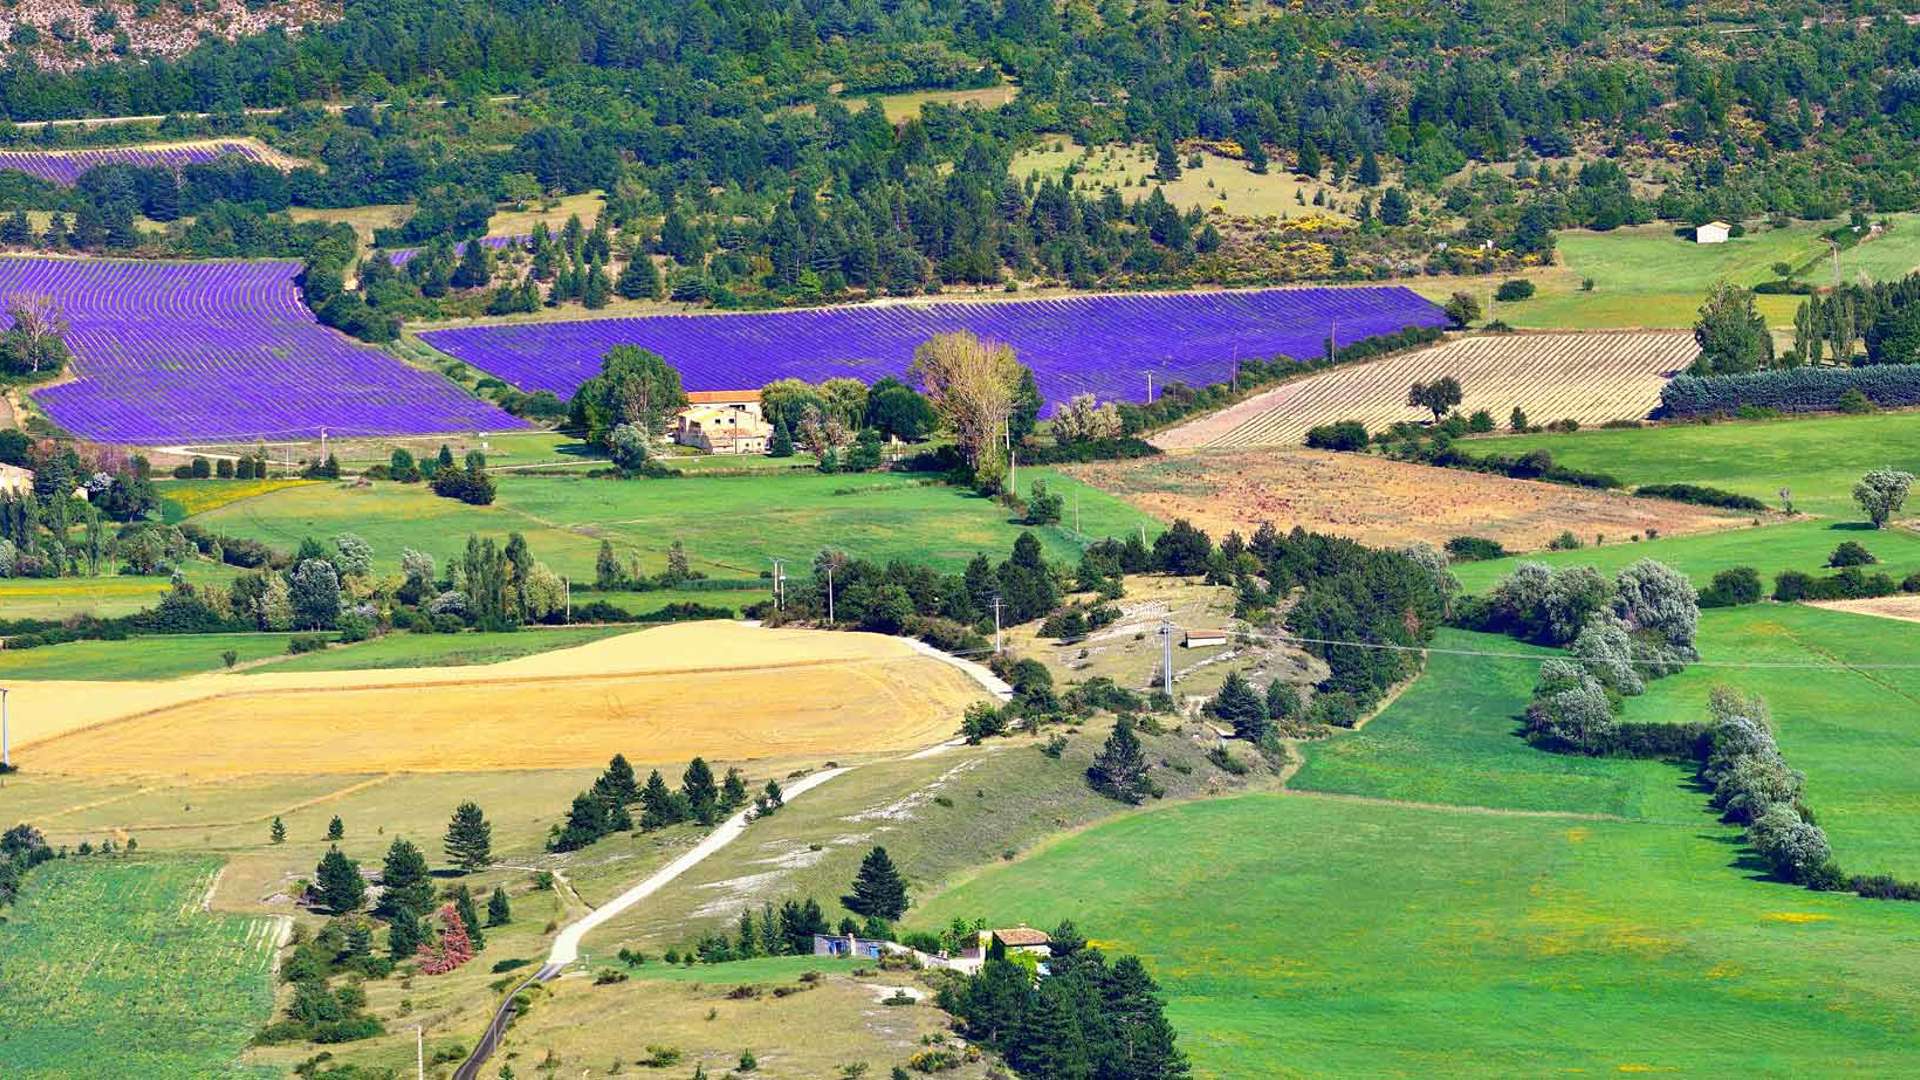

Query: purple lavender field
left=0, top=141, right=275, bottom=185
left=387, top=235, right=527, bottom=266
left=420, top=287, right=1446, bottom=407
left=7, top=258, right=526, bottom=445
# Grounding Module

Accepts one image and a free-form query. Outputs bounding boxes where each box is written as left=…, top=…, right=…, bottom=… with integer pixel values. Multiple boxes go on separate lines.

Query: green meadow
left=1482, top=411, right=1920, bottom=518
left=1620, top=604, right=1920, bottom=881
left=247, top=624, right=628, bottom=673
left=190, top=467, right=1156, bottom=580
left=1448, top=517, right=1920, bottom=595
left=914, top=792, right=1920, bottom=1077
left=0, top=857, right=277, bottom=1078
left=1290, top=629, right=1697, bottom=821
left=0, top=632, right=305, bottom=681
left=1445, top=215, right=1920, bottom=331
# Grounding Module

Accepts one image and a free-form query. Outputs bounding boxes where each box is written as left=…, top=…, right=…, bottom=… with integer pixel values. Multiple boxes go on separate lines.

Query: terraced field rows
left=1155, top=332, right=1698, bottom=449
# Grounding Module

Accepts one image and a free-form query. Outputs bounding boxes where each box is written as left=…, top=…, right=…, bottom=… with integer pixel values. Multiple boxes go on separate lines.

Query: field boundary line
left=64, top=774, right=400, bottom=832
left=1276, top=786, right=1636, bottom=822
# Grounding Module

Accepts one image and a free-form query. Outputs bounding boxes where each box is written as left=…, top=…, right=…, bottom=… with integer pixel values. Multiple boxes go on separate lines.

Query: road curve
left=452, top=766, right=850, bottom=1079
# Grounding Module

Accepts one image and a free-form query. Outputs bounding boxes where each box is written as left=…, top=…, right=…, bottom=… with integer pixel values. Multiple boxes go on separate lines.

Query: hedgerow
left=1659, top=366, right=1920, bottom=416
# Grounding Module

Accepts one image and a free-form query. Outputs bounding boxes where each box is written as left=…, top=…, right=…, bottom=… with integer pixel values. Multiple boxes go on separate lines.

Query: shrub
left=1700, top=566, right=1762, bottom=608
left=1634, top=483, right=1769, bottom=511
left=1304, top=419, right=1369, bottom=451
left=1494, top=278, right=1536, bottom=301
left=287, top=634, right=328, bottom=655
left=1837, top=388, right=1876, bottom=414
left=1828, top=541, right=1877, bottom=567
left=1444, top=536, right=1507, bottom=562
left=1305, top=691, right=1360, bottom=728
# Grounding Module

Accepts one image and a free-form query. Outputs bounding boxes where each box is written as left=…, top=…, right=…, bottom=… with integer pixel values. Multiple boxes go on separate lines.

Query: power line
left=1087, top=624, right=1920, bottom=673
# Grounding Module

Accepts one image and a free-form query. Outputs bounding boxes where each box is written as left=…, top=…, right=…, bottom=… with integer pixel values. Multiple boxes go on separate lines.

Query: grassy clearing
left=1010, top=136, right=1356, bottom=220
left=0, top=632, right=305, bottom=681
left=189, top=467, right=1156, bottom=579
left=1419, top=214, right=1920, bottom=331
left=867, top=82, right=1019, bottom=122
left=0, top=856, right=277, bottom=1078
left=913, top=791, right=1920, bottom=1077
left=1479, top=410, right=1920, bottom=518
left=1291, top=628, right=1697, bottom=822
left=1448, top=518, right=1920, bottom=595
left=487, top=190, right=604, bottom=238
left=242, top=625, right=626, bottom=673
left=1620, top=604, right=1920, bottom=880
left=583, top=723, right=1275, bottom=954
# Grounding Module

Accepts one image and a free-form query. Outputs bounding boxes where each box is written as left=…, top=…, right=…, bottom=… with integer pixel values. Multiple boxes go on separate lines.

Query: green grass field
left=1448, top=518, right=1920, bottom=595
left=1481, top=411, right=1920, bottom=518
left=189, top=467, right=1156, bottom=580
left=245, top=625, right=627, bottom=673
left=1291, top=629, right=1697, bottom=821
left=913, top=792, right=1920, bottom=1077
left=1426, top=215, right=1920, bottom=330
left=0, top=857, right=278, bottom=1078
left=1619, top=604, right=1920, bottom=880
left=0, top=632, right=305, bottom=681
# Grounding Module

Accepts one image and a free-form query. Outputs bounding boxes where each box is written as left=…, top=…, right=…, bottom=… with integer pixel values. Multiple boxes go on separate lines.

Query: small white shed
left=1694, top=221, right=1731, bottom=244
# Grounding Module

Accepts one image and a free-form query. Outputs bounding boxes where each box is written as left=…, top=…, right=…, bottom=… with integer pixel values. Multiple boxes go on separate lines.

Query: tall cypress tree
left=843, top=846, right=909, bottom=920
left=443, top=802, right=493, bottom=873
left=453, top=884, right=485, bottom=950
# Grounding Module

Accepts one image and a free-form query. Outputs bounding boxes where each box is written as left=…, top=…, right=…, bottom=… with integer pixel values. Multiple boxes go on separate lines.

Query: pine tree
left=454, top=884, right=486, bottom=951
left=616, top=252, right=662, bottom=300
left=682, top=758, right=719, bottom=825
left=452, top=238, right=494, bottom=289
left=270, top=816, right=286, bottom=844
left=1359, top=147, right=1382, bottom=186
left=377, top=838, right=434, bottom=919
left=1088, top=717, right=1153, bottom=804
left=387, top=907, right=424, bottom=960
left=315, top=847, right=366, bottom=914
left=640, top=769, right=684, bottom=829
left=583, top=262, right=612, bottom=308
left=1154, top=136, right=1181, bottom=181
left=487, top=886, right=513, bottom=927
left=843, top=846, right=909, bottom=920
left=599, top=754, right=640, bottom=804
left=443, top=801, right=493, bottom=872
left=1012, top=978, right=1091, bottom=1079
left=1103, top=954, right=1191, bottom=1078
left=326, top=815, right=344, bottom=841
left=736, top=908, right=760, bottom=957
left=1207, top=671, right=1270, bottom=740
left=721, top=768, right=749, bottom=811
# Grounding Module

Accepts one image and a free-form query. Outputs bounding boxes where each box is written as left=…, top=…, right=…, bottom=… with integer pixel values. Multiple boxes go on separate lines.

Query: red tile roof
left=686, top=390, right=762, bottom=404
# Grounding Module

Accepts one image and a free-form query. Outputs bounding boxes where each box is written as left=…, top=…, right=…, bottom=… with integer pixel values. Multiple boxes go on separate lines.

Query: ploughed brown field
left=1065, top=447, right=1754, bottom=552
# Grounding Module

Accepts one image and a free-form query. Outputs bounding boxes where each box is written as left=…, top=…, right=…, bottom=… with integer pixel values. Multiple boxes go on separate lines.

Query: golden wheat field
left=12, top=623, right=988, bottom=777
left=1154, top=331, right=1697, bottom=449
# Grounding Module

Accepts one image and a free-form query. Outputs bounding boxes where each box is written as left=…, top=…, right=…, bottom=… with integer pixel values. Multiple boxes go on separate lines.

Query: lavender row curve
left=2, top=256, right=527, bottom=445
left=419, top=286, right=1448, bottom=410
left=0, top=141, right=272, bottom=186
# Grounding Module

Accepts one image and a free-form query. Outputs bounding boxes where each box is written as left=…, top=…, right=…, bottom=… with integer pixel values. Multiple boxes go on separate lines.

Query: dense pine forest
left=3, top=0, right=1920, bottom=312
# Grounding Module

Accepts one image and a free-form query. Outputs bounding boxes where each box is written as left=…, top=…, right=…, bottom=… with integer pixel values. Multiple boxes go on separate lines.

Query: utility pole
left=826, top=563, right=835, bottom=625
left=1, top=686, right=9, bottom=772
left=769, top=558, right=786, bottom=612
left=562, top=576, right=570, bottom=625
left=991, top=596, right=1004, bottom=655
left=320, top=426, right=328, bottom=465
left=414, top=1024, right=424, bottom=1080
left=1157, top=623, right=1175, bottom=699
left=1144, top=371, right=1154, bottom=403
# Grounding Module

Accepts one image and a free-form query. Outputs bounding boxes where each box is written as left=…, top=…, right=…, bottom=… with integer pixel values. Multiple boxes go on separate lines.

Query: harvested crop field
left=1066, top=448, right=1751, bottom=552
left=11, top=622, right=988, bottom=777
left=1809, top=594, right=1920, bottom=624
left=1154, top=331, right=1697, bottom=449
